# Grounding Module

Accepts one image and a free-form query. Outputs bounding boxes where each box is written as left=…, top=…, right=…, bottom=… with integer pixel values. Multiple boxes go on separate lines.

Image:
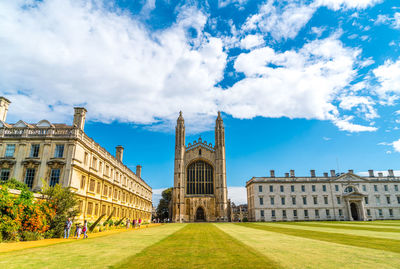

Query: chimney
left=73, top=107, right=87, bottom=131
left=368, top=169, right=374, bottom=177
left=285, top=173, right=289, bottom=178
left=115, top=145, right=124, bottom=162
left=0, top=97, right=11, bottom=122
left=378, top=172, right=383, bottom=177
left=330, top=170, right=336, bottom=177
left=323, top=172, right=328, bottom=177
left=310, top=170, right=316, bottom=177
left=270, top=170, right=275, bottom=177
left=388, top=169, right=394, bottom=177
left=136, top=165, right=142, bottom=178
left=290, top=170, right=295, bottom=177
left=348, top=169, right=354, bottom=174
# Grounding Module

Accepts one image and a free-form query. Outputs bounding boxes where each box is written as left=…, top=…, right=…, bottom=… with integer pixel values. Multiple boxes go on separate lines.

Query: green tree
left=41, top=182, right=79, bottom=238
left=156, top=187, right=172, bottom=220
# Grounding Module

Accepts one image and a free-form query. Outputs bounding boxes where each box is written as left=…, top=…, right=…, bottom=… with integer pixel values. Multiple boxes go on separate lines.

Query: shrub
left=21, top=231, right=42, bottom=241
left=41, top=182, right=78, bottom=238
left=242, top=217, right=248, bottom=222
left=0, top=178, right=28, bottom=191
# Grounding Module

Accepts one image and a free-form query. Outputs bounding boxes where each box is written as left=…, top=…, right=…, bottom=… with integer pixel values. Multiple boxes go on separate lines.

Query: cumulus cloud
left=372, top=59, right=400, bottom=102
left=0, top=0, right=226, bottom=131
left=240, top=34, right=265, bottom=50
left=317, top=0, right=383, bottom=10
left=375, top=12, right=400, bottom=29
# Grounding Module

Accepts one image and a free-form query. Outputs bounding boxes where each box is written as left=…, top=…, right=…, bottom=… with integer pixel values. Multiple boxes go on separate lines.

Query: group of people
left=63, top=218, right=88, bottom=239
left=126, top=218, right=142, bottom=229
left=63, top=217, right=144, bottom=239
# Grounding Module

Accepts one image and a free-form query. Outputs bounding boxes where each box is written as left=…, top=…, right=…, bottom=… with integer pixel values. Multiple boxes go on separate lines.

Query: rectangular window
left=269, top=185, right=273, bottom=192
left=366, top=209, right=370, bottom=216
left=335, top=185, right=339, bottom=192
left=378, top=209, right=383, bottom=216
left=24, top=168, right=36, bottom=188
left=384, top=185, right=388, bottom=192
left=0, top=168, right=10, bottom=181
left=84, top=152, right=89, bottom=165
left=281, top=197, right=285, bottom=205
left=87, top=202, right=93, bottom=215
left=292, top=196, right=296, bottom=205
left=271, top=210, right=275, bottom=217
left=364, top=197, right=368, bottom=204
left=322, top=185, right=327, bottom=192
left=49, top=169, right=60, bottom=187
left=54, top=144, right=64, bottom=158
left=301, top=185, right=305, bottom=192
left=303, top=196, right=307, bottom=205
left=376, top=196, right=381, bottom=205
left=304, top=210, right=308, bottom=217
left=95, top=204, right=99, bottom=216
left=80, top=176, right=86, bottom=189
left=397, top=196, right=400, bottom=204
left=103, top=185, right=108, bottom=196
left=386, top=196, right=391, bottom=204
left=260, top=210, right=264, bottom=217
left=315, top=209, right=319, bottom=217
left=96, top=182, right=101, bottom=194
left=259, top=197, right=264, bottom=205
left=259, top=185, right=263, bottom=192
left=389, top=209, right=393, bottom=216
left=337, top=197, right=341, bottom=204
left=293, top=209, right=297, bottom=217
left=270, top=197, right=275, bottom=205
left=362, top=185, right=366, bottom=192
left=5, top=144, right=15, bottom=157
left=280, top=185, right=284, bottom=192
left=326, top=209, right=330, bottom=216
left=324, top=196, right=328, bottom=205
left=395, top=185, right=399, bottom=192
left=339, top=209, right=343, bottom=216
left=92, top=157, right=97, bottom=169
left=312, top=185, right=316, bottom=192
left=30, top=144, right=40, bottom=157
left=282, top=210, right=287, bottom=218
left=291, top=185, right=295, bottom=192
left=374, top=185, right=378, bottom=192
left=313, top=196, right=318, bottom=205
left=89, top=179, right=95, bottom=192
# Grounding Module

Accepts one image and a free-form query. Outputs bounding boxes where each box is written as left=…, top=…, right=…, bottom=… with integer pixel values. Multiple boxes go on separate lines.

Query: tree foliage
left=156, top=187, right=172, bottom=220
left=41, top=182, right=79, bottom=238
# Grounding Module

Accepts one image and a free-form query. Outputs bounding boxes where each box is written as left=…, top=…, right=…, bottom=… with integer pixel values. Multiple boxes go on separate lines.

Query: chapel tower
left=172, top=112, right=229, bottom=222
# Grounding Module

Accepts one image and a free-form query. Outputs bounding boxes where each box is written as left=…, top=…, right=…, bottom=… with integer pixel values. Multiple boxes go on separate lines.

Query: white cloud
left=0, top=0, right=227, bottom=131
left=375, top=12, right=400, bottom=29
left=373, top=59, right=400, bottom=101
left=240, top=34, right=264, bottom=50
left=218, top=0, right=247, bottom=8
left=228, top=186, right=247, bottom=205
left=333, top=116, right=377, bottom=132
left=339, top=95, right=377, bottom=120
left=393, top=138, right=400, bottom=152
left=221, top=35, right=376, bottom=132
left=151, top=188, right=166, bottom=206
left=317, top=0, right=382, bottom=10
left=322, top=136, right=331, bottom=140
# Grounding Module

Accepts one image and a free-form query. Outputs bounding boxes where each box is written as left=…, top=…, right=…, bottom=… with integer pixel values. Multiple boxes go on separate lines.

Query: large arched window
left=187, top=161, right=214, bottom=195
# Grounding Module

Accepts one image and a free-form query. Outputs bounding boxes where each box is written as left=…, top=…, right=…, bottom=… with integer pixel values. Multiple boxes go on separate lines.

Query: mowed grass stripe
left=0, top=224, right=185, bottom=269
left=113, top=223, right=280, bottom=269
left=330, top=221, right=400, bottom=227
left=256, top=222, right=399, bottom=240
left=238, top=223, right=400, bottom=254
left=283, top=222, right=400, bottom=233
left=217, top=223, right=400, bottom=269
left=298, top=222, right=400, bottom=230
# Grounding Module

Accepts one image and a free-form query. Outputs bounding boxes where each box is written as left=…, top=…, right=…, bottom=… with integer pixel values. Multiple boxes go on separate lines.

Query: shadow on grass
left=237, top=223, right=400, bottom=254
left=282, top=222, right=400, bottom=233
left=112, top=223, right=281, bottom=269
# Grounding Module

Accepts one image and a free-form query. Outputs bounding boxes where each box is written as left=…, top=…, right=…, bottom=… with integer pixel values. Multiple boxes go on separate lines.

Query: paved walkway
left=0, top=223, right=161, bottom=253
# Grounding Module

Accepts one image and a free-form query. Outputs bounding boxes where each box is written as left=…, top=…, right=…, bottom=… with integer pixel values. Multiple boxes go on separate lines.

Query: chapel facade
left=172, top=112, right=229, bottom=222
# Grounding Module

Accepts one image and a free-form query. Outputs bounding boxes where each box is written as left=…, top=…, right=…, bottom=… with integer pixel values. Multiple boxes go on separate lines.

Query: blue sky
left=1, top=0, right=400, bottom=204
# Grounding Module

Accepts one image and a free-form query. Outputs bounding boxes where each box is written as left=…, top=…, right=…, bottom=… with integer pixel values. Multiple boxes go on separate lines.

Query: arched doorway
left=350, top=203, right=359, bottom=220
left=195, top=207, right=205, bottom=222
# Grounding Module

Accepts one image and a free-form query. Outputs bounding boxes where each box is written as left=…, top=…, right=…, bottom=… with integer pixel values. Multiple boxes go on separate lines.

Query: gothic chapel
left=172, top=112, right=229, bottom=222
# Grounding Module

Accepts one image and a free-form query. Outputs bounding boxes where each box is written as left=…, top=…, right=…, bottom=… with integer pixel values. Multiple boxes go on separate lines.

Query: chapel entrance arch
left=195, top=207, right=205, bottom=222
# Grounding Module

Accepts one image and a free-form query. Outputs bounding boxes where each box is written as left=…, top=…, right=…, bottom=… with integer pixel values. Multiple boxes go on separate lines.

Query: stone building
left=172, top=112, right=229, bottom=222
left=0, top=97, right=152, bottom=223
left=247, top=169, right=400, bottom=221
left=230, top=203, right=248, bottom=222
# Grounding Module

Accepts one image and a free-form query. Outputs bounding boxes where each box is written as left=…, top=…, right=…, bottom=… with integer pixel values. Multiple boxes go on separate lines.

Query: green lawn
left=1, top=221, right=400, bottom=268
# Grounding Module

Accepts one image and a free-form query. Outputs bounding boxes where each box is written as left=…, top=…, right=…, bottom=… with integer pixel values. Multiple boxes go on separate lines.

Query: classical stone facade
left=247, top=169, right=400, bottom=222
left=172, top=112, right=229, bottom=222
left=0, top=97, right=152, bottom=223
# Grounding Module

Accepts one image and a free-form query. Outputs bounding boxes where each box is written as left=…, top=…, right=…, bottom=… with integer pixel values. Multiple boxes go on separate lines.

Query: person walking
left=138, top=218, right=142, bottom=228
left=133, top=219, right=136, bottom=228
left=76, top=224, right=82, bottom=239
left=126, top=218, right=130, bottom=229
left=83, top=220, right=88, bottom=239
left=64, top=217, right=72, bottom=239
